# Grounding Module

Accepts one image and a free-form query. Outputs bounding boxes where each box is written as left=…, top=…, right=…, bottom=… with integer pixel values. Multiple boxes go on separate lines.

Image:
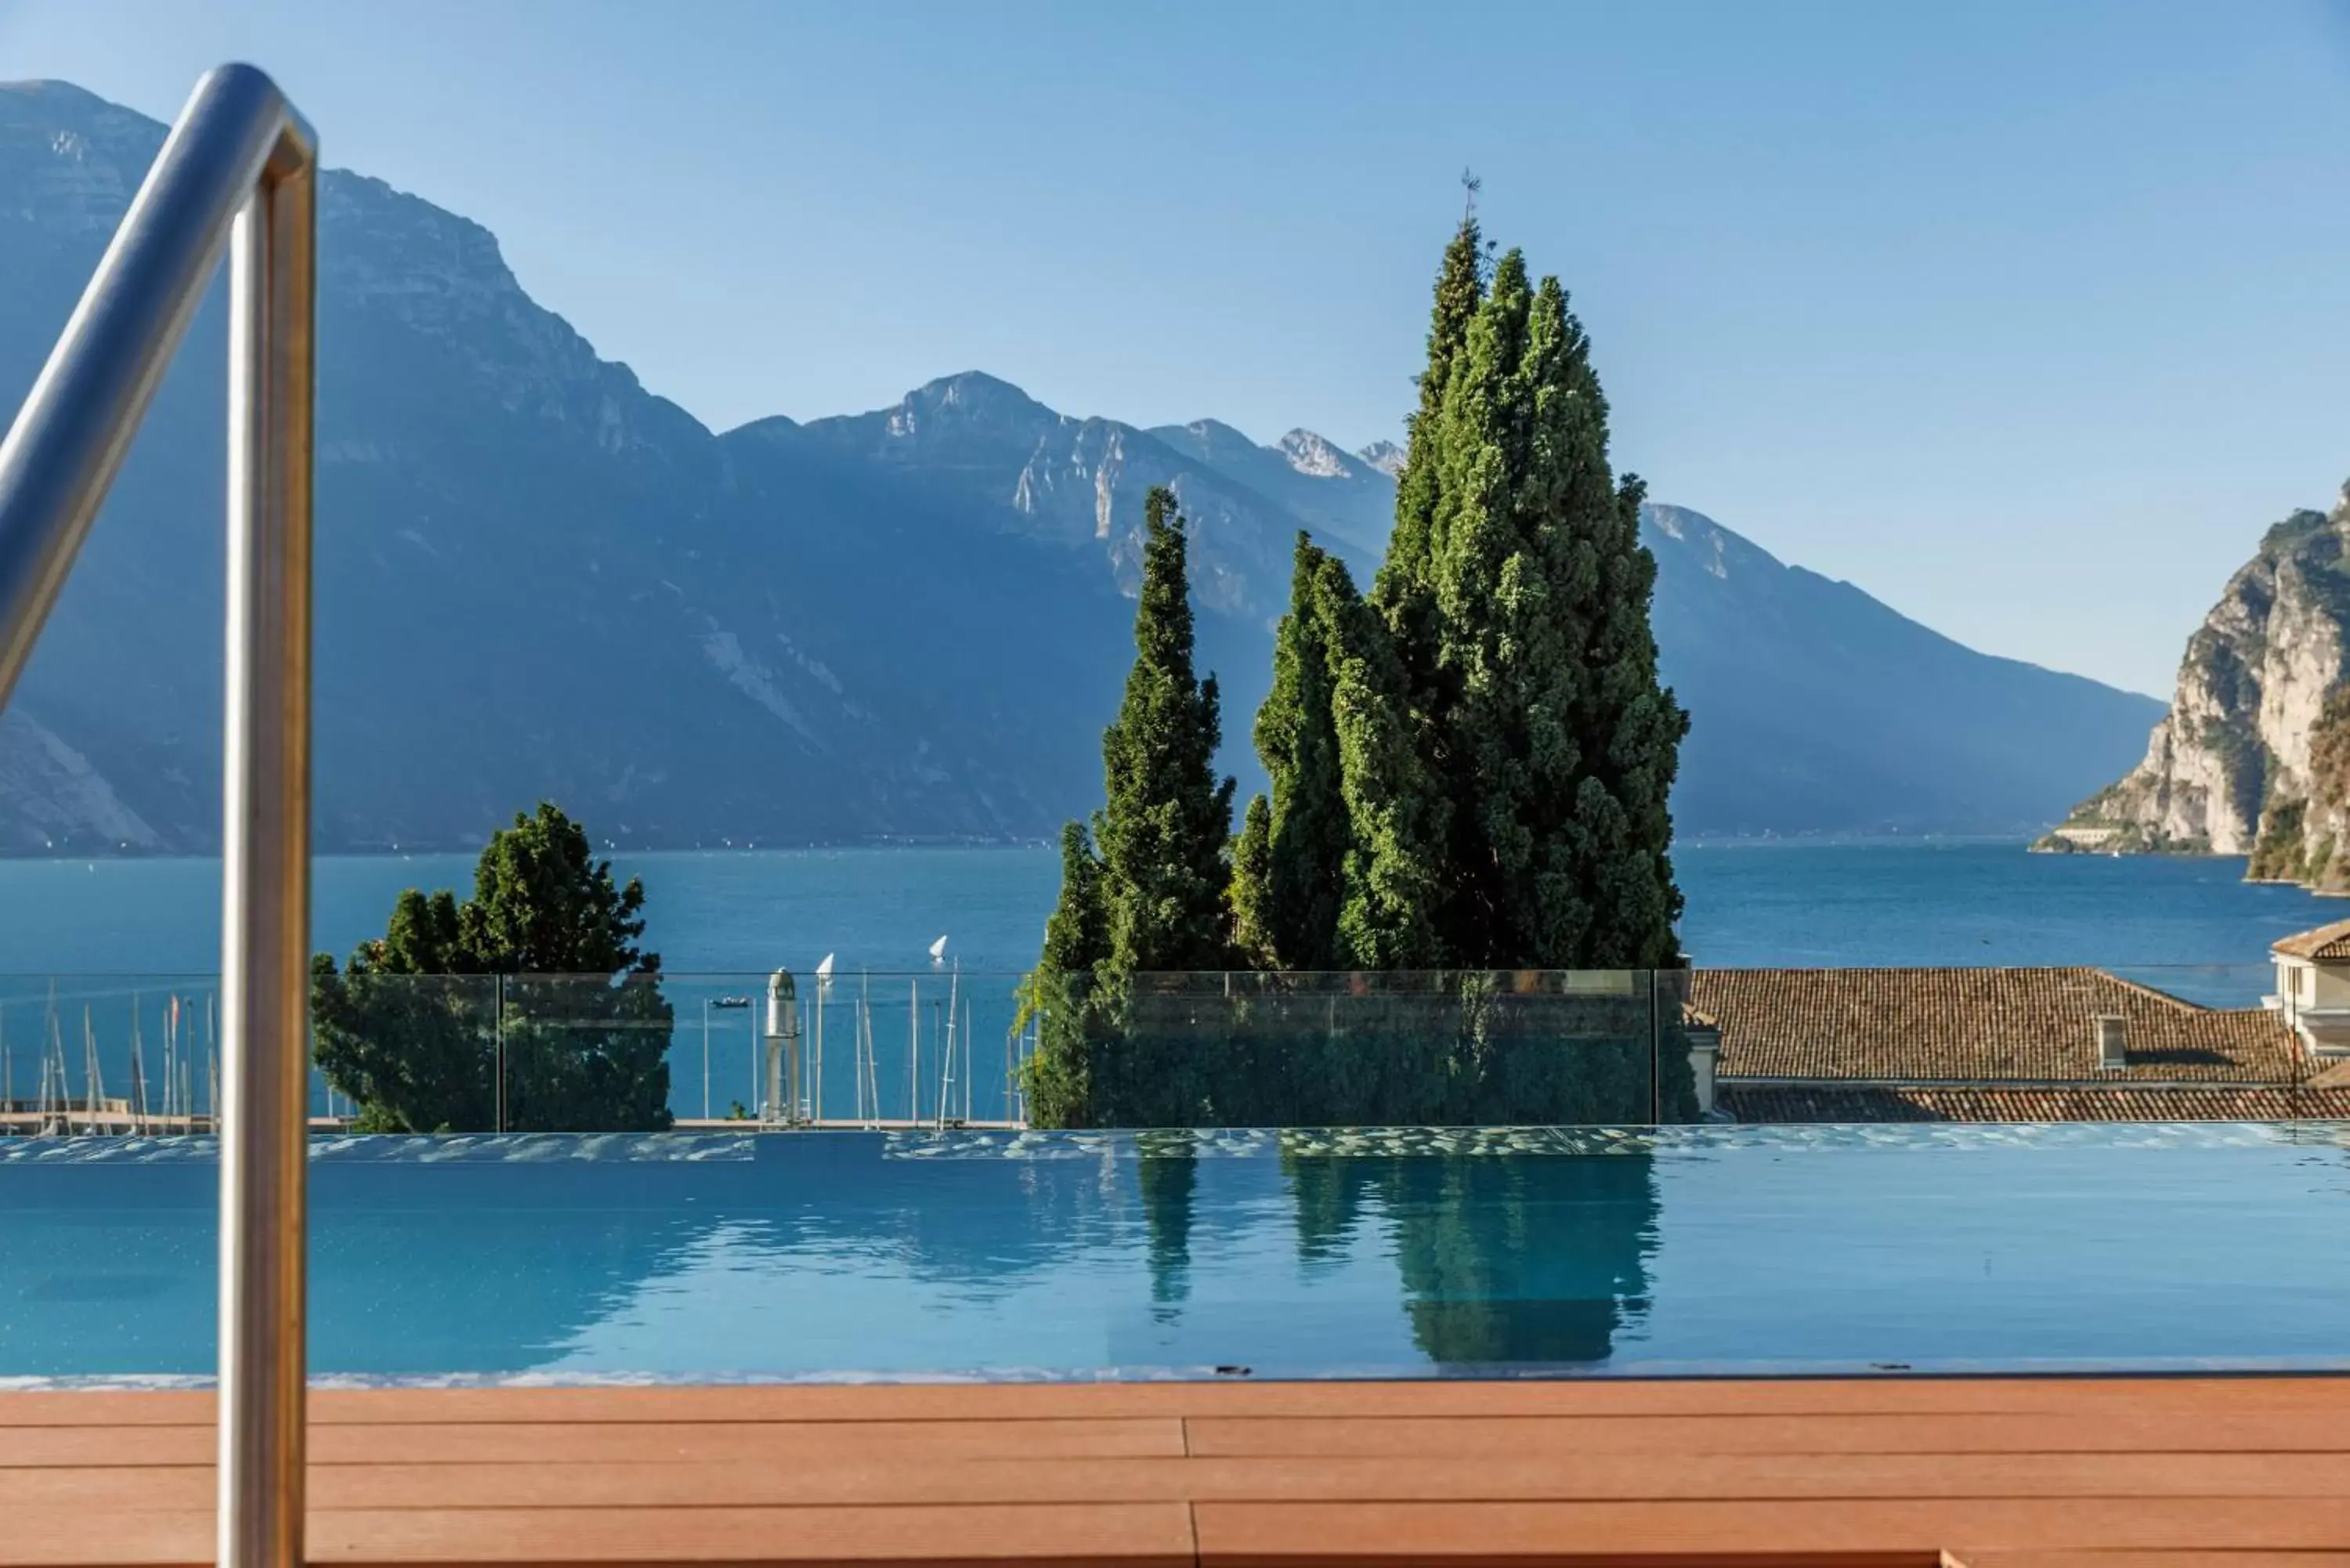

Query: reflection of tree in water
left=1137, top=1136, right=1198, bottom=1314
left=1283, top=1151, right=1661, bottom=1368
left=1282, top=1150, right=1379, bottom=1270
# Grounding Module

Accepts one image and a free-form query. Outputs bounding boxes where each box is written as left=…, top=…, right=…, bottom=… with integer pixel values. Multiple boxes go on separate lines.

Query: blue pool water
left=4, top=1124, right=2348, bottom=1383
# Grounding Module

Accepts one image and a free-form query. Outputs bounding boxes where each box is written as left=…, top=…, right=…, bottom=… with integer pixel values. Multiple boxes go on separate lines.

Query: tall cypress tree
left=1319, top=553, right=1443, bottom=970
left=1227, top=794, right=1277, bottom=966
left=1241, top=534, right=1353, bottom=970
left=1373, top=212, right=1486, bottom=735
left=1422, top=255, right=1688, bottom=967
left=1018, top=819, right=1109, bottom=1129
left=1037, top=820, right=1108, bottom=975
left=1235, top=534, right=1444, bottom=973
left=1022, top=487, right=1236, bottom=1127
left=1375, top=212, right=1485, bottom=630
left=1092, top=485, right=1237, bottom=971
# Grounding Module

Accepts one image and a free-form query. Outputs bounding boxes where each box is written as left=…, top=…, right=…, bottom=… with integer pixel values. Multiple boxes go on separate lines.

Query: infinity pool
left=2, top=1125, right=2347, bottom=1382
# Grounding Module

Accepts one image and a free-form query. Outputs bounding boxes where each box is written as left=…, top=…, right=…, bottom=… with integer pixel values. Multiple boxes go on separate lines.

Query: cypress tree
left=1375, top=212, right=1485, bottom=632
left=1023, top=486, right=1238, bottom=1127
left=1423, top=254, right=1688, bottom=967
left=1018, top=820, right=1109, bottom=1129
left=1242, top=534, right=1353, bottom=970
left=1094, top=486, right=1238, bottom=971
left=1318, top=552, right=1443, bottom=969
left=1037, top=820, right=1108, bottom=975
left=1237, top=534, right=1443, bottom=972
left=1373, top=211, right=1486, bottom=750
left=1226, top=795, right=1276, bottom=966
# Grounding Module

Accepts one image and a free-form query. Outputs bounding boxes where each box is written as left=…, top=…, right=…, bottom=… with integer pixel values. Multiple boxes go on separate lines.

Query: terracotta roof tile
left=1687, top=967, right=2301, bottom=1084
left=2272, top=919, right=2350, bottom=960
left=1722, top=1084, right=2350, bottom=1122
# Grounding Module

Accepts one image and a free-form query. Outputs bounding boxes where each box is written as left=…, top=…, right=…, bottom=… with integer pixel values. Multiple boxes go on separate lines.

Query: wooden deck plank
left=280, top=1377, right=2350, bottom=1423
left=0, top=1418, right=1186, bottom=1467
left=1190, top=1499, right=2350, bottom=1563
left=0, top=1503, right=1200, bottom=1566
left=1184, top=1410, right=2350, bottom=1457
left=2, top=1377, right=2345, bottom=1565
left=4, top=1451, right=2349, bottom=1512
left=32, top=1407, right=2350, bottom=1469
left=1952, top=1556, right=2350, bottom=1568
left=10, top=1376, right=2350, bottom=1429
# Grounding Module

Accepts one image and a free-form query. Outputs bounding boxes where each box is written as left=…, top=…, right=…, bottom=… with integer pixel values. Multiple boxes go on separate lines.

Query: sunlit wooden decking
left=0, top=1376, right=2344, bottom=1567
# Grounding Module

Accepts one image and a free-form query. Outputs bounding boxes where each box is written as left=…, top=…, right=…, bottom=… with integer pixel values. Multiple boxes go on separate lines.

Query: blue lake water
left=0, top=838, right=2326, bottom=976
left=0, top=840, right=2325, bottom=1122
left=5, top=1125, right=2348, bottom=1382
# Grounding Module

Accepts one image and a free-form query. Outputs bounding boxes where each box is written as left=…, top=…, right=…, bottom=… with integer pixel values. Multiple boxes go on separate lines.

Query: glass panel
left=1018, top=970, right=1671, bottom=1129
left=0, top=977, right=221, bottom=1133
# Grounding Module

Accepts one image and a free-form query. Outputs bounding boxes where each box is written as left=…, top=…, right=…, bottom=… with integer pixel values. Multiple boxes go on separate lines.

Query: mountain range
left=0, top=78, right=2164, bottom=854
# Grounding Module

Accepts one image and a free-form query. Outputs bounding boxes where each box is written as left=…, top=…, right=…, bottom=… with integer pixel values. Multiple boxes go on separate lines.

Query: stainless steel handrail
left=0, top=65, right=316, bottom=1568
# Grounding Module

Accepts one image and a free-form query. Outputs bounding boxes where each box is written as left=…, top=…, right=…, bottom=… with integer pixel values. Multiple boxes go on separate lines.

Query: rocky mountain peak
left=0, top=80, right=164, bottom=237
left=1168, top=418, right=1257, bottom=458
left=1643, top=503, right=1793, bottom=584
left=1356, top=439, right=1405, bottom=477
left=882, top=371, right=1058, bottom=443
left=1278, top=428, right=1354, bottom=479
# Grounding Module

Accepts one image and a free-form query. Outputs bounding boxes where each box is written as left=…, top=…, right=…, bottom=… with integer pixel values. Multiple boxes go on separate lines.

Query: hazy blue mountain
left=1145, top=419, right=1395, bottom=560
left=781, top=373, right=1382, bottom=621
left=1640, top=504, right=2167, bottom=835
left=0, top=80, right=1134, bottom=853
left=0, top=79, right=2164, bottom=851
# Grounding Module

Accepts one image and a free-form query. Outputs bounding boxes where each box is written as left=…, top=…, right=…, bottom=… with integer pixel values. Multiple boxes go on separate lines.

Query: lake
left=0, top=837, right=2326, bottom=979
left=0, top=839, right=2328, bottom=1122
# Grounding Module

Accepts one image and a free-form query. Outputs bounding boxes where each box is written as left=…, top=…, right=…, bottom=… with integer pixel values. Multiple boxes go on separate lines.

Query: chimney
left=2093, top=1014, right=2128, bottom=1071
left=1685, top=1024, right=1722, bottom=1118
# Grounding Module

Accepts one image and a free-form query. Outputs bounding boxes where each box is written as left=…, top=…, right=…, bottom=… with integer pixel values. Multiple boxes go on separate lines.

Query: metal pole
left=218, top=81, right=316, bottom=1568
left=494, top=974, right=505, bottom=1134
left=1648, top=970, right=1663, bottom=1126
left=764, top=970, right=797, bottom=1128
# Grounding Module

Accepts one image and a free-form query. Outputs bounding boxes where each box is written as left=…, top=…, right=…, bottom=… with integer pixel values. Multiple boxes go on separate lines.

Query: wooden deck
left=0, top=1377, right=2344, bottom=1567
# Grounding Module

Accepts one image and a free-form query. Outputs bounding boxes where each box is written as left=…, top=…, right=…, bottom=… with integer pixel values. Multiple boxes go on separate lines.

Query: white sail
left=928, top=934, right=949, bottom=962
left=815, top=952, right=836, bottom=981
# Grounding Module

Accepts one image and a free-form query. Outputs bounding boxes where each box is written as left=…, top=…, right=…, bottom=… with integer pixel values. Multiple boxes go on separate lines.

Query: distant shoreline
left=0, top=832, right=2182, bottom=866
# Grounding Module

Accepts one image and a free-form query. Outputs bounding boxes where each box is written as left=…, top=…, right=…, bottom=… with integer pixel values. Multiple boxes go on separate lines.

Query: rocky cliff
left=2041, top=484, right=2350, bottom=883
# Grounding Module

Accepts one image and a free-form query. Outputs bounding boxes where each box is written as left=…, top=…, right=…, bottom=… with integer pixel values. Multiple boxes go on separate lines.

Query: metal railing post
left=0, top=61, right=316, bottom=1568
left=218, top=107, right=316, bottom=1568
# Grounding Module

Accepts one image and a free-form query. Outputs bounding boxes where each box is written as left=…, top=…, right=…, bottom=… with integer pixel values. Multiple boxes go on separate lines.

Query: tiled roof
left=1723, top=1084, right=2350, bottom=1123
left=2272, top=919, right=2350, bottom=960
left=1687, top=967, right=2301, bottom=1084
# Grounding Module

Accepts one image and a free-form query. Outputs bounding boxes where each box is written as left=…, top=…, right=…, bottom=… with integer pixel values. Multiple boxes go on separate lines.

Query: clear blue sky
left=5, top=0, right=2349, bottom=696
